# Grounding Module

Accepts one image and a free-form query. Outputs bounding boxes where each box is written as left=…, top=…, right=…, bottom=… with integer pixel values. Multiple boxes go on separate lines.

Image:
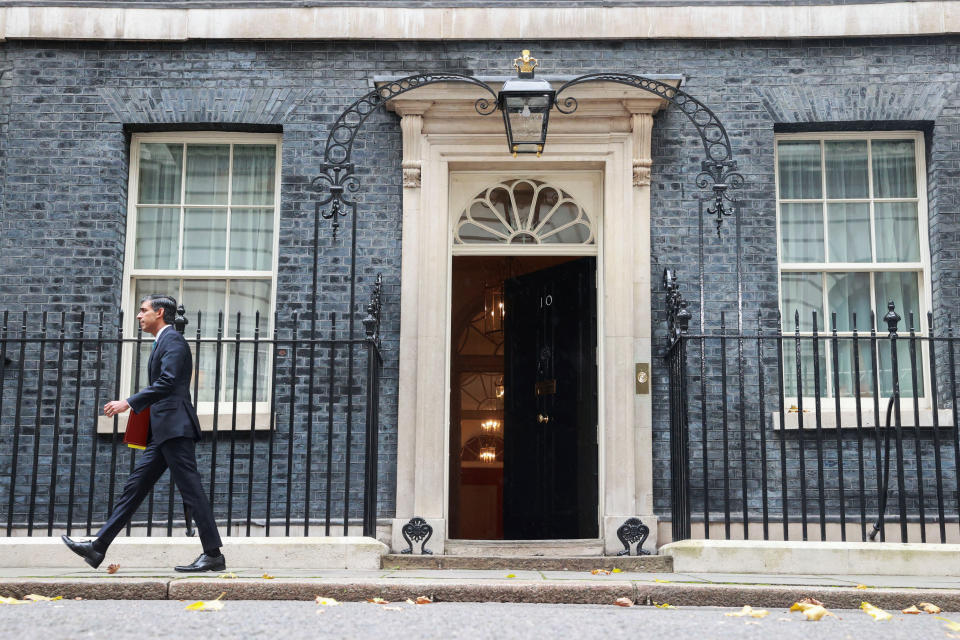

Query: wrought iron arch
left=555, top=73, right=743, bottom=235
left=311, top=73, right=497, bottom=237
left=307, top=70, right=743, bottom=338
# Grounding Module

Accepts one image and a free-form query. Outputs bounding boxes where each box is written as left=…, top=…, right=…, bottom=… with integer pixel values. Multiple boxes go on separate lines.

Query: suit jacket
left=127, top=326, right=202, bottom=444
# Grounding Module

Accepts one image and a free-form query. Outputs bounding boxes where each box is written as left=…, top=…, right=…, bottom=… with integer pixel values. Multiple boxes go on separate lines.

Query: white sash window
left=776, top=131, right=930, bottom=400
left=124, top=133, right=281, bottom=405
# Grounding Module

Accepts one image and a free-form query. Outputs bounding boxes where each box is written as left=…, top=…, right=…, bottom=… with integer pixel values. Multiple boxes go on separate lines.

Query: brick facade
left=0, top=36, right=958, bottom=527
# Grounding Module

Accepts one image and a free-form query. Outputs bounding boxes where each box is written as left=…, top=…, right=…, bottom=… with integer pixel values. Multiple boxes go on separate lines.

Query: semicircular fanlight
left=454, top=179, right=594, bottom=246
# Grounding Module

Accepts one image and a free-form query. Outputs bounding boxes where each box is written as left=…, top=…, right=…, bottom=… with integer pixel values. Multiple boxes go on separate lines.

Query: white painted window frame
left=774, top=130, right=932, bottom=412
left=119, top=132, right=282, bottom=424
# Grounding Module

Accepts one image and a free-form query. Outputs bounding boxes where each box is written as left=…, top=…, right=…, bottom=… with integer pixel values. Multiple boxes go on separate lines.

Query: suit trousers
left=94, top=436, right=223, bottom=555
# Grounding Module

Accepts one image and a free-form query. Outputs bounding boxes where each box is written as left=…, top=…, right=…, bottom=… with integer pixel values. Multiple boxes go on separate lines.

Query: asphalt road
left=0, top=600, right=956, bottom=639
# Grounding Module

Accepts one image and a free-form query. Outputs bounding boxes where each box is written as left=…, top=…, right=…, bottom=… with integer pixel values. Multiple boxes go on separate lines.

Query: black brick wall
left=0, top=36, right=958, bottom=528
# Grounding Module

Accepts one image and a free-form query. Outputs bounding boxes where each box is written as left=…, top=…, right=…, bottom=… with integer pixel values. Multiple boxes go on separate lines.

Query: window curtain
left=230, top=146, right=276, bottom=271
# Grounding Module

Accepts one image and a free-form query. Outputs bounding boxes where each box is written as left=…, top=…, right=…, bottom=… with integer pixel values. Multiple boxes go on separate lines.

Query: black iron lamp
left=497, top=50, right=555, bottom=157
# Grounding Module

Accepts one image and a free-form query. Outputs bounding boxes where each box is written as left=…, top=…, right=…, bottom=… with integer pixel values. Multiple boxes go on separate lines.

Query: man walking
left=62, top=295, right=225, bottom=572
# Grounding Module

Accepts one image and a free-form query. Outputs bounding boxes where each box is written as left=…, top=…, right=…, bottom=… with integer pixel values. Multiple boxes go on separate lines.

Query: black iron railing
left=0, top=277, right=384, bottom=538
left=665, top=272, right=960, bottom=544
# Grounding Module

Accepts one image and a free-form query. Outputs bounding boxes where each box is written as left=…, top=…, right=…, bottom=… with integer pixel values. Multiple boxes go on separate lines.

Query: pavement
left=2, top=566, right=960, bottom=611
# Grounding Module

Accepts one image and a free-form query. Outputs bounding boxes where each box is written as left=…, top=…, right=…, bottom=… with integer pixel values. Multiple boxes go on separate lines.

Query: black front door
left=502, top=257, right=598, bottom=539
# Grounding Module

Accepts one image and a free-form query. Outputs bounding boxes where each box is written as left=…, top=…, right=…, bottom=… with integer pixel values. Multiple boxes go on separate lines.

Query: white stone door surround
left=386, top=79, right=675, bottom=554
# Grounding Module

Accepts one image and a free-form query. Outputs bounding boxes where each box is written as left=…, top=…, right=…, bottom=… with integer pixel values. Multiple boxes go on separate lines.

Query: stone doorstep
left=0, top=537, right=388, bottom=570
left=660, top=539, right=960, bottom=577
left=381, top=554, right=673, bottom=572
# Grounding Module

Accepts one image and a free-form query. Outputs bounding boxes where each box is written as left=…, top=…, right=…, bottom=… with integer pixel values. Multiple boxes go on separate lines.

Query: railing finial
left=883, top=300, right=901, bottom=335
left=174, top=304, right=188, bottom=334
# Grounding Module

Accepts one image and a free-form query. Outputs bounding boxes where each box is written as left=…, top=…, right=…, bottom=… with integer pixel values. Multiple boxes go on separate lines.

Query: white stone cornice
left=1, top=3, right=958, bottom=42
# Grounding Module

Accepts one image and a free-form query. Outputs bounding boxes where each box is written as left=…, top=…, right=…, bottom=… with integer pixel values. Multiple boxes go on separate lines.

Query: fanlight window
left=455, top=179, right=594, bottom=245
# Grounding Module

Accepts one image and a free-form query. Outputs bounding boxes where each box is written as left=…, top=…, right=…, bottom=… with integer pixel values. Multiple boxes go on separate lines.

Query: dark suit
left=94, top=326, right=222, bottom=554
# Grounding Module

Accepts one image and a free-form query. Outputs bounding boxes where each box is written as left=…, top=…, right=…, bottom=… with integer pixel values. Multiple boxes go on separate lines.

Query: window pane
left=778, top=141, right=822, bottom=199
left=134, top=207, right=180, bottom=270
left=825, top=140, right=868, bottom=199
left=878, top=338, right=925, bottom=397
left=875, top=202, right=920, bottom=262
left=182, top=208, right=227, bottom=270
left=185, top=145, right=230, bottom=205
left=835, top=340, right=875, bottom=398
left=232, top=145, right=276, bottom=206
left=872, top=139, right=917, bottom=198
left=230, top=208, right=274, bottom=270
left=181, top=279, right=226, bottom=337
left=874, top=271, right=921, bottom=327
left=781, top=272, right=824, bottom=332
left=827, top=272, right=871, bottom=331
left=783, top=339, right=827, bottom=398
left=229, top=280, right=271, bottom=337
left=780, top=203, right=824, bottom=262
left=179, top=280, right=225, bottom=403
left=225, top=280, right=272, bottom=403
left=138, top=143, right=182, bottom=205
left=827, top=203, right=871, bottom=262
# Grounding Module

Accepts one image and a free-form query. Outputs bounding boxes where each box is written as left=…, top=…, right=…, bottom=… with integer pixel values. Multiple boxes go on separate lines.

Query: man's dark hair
left=140, top=294, right=177, bottom=325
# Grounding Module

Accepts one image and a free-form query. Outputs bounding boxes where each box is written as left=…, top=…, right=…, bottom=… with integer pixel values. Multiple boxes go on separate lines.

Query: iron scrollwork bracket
left=312, top=73, right=498, bottom=239
left=663, top=268, right=691, bottom=345
left=616, top=517, right=651, bottom=556
left=554, top=72, right=743, bottom=235
left=400, top=516, right=434, bottom=555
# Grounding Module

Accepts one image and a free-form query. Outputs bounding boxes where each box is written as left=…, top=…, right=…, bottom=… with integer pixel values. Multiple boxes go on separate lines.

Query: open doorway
left=449, top=255, right=598, bottom=540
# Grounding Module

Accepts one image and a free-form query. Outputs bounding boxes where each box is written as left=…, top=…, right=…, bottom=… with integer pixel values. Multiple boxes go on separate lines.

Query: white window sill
left=773, top=408, right=955, bottom=430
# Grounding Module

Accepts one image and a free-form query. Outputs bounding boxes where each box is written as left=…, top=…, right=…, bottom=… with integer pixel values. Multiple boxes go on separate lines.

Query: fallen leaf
left=0, top=597, right=27, bottom=605
left=315, top=597, right=340, bottom=607
left=936, top=617, right=960, bottom=632
left=790, top=602, right=835, bottom=621
left=405, top=599, right=416, bottom=605
left=185, top=592, right=225, bottom=612
left=612, top=568, right=622, bottom=573
left=218, top=573, right=238, bottom=579
left=920, top=602, right=942, bottom=614
left=614, top=597, right=634, bottom=607
left=506, top=574, right=516, bottom=578
left=23, top=595, right=62, bottom=602
left=654, top=579, right=672, bottom=583
left=796, top=597, right=823, bottom=606
left=860, top=601, right=892, bottom=621
left=415, top=596, right=432, bottom=605
left=855, top=584, right=869, bottom=590
left=368, top=597, right=390, bottom=605
left=902, top=605, right=921, bottom=614
left=261, top=573, right=274, bottom=580
left=725, top=605, right=769, bottom=618
left=654, top=603, right=676, bottom=609
left=801, top=605, right=834, bottom=621
left=73, top=597, right=83, bottom=601
left=106, top=564, right=119, bottom=575
left=591, top=569, right=611, bottom=575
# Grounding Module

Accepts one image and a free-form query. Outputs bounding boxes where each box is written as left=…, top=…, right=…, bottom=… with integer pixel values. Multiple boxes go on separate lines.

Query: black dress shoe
left=61, top=535, right=105, bottom=569
left=174, top=553, right=226, bottom=573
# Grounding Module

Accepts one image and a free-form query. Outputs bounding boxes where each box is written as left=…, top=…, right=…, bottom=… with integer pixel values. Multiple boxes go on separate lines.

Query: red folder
left=123, top=407, right=149, bottom=450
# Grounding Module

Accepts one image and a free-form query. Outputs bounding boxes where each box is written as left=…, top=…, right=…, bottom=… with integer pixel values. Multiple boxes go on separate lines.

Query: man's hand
left=103, top=400, right=130, bottom=418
